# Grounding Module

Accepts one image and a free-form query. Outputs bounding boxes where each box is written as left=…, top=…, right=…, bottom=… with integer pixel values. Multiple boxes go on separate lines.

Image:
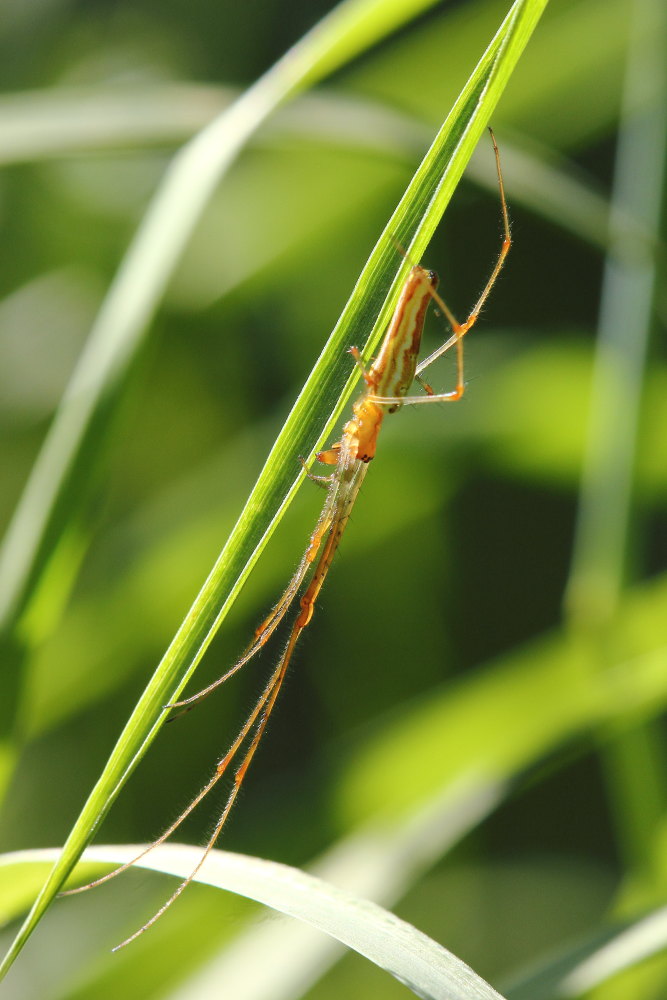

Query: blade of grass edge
left=0, top=0, right=548, bottom=979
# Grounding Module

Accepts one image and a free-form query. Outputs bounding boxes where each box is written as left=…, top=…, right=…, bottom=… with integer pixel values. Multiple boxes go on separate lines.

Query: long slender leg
left=103, top=505, right=351, bottom=949
left=371, top=130, right=511, bottom=408
left=59, top=768, right=224, bottom=898
left=166, top=505, right=336, bottom=712
left=110, top=645, right=294, bottom=950
left=61, top=640, right=293, bottom=901
left=424, top=130, right=510, bottom=376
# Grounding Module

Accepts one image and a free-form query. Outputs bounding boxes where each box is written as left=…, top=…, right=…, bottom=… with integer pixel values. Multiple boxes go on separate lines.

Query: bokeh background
left=2, top=0, right=667, bottom=997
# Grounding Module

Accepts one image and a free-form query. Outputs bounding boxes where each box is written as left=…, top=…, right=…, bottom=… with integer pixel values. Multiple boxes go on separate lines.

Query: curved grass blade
left=0, top=0, right=549, bottom=980
left=0, top=84, right=615, bottom=254
left=2, top=846, right=508, bottom=1000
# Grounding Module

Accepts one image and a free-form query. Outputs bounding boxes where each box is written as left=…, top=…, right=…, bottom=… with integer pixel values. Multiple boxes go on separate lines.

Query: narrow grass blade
left=504, top=905, right=667, bottom=999
left=2, top=845, right=508, bottom=1000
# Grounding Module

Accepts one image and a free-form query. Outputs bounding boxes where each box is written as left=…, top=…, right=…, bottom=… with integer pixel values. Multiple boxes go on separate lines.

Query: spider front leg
left=376, top=128, right=511, bottom=408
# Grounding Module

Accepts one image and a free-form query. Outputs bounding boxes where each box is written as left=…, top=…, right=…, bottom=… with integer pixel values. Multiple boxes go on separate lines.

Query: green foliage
left=2, top=0, right=667, bottom=997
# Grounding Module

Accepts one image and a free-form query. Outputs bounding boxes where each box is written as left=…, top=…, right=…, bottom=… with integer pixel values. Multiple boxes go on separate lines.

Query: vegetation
left=1, top=0, right=666, bottom=997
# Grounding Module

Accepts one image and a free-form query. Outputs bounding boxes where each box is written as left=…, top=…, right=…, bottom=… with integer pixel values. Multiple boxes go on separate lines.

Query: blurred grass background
left=1, top=0, right=667, bottom=997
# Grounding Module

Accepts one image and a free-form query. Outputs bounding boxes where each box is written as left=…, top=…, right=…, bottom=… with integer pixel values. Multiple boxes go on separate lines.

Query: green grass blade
left=0, top=0, right=443, bottom=634
left=0, top=0, right=548, bottom=980
left=2, top=846, right=509, bottom=1000
left=0, top=84, right=614, bottom=253
left=504, top=905, right=667, bottom=999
